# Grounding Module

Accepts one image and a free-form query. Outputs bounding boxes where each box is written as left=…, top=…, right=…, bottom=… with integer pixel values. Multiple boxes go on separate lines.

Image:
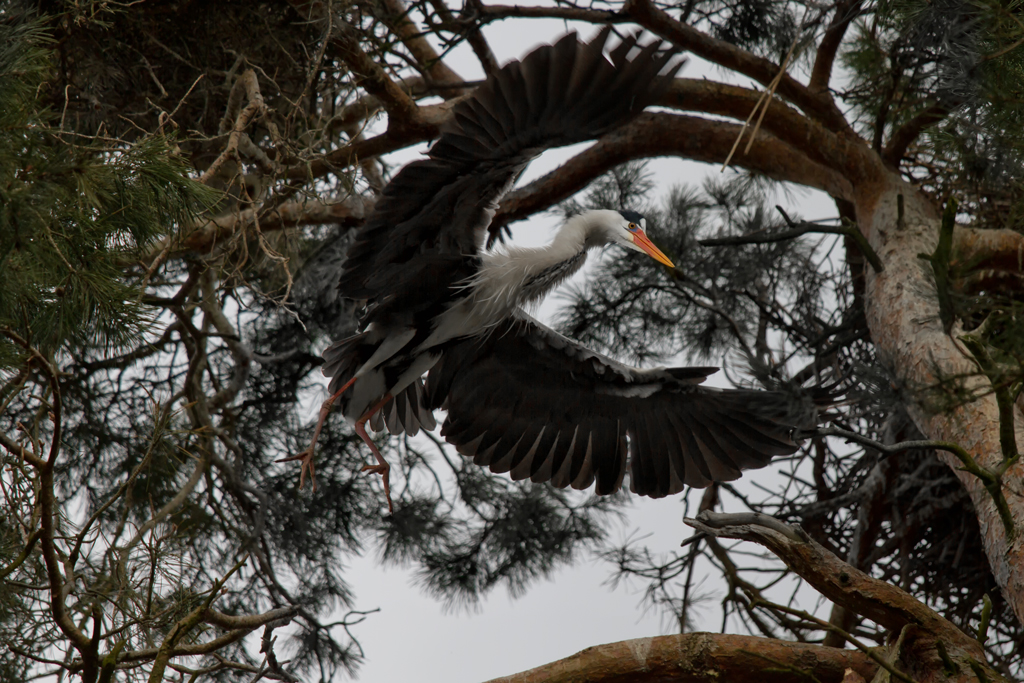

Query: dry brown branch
left=480, top=632, right=877, bottom=683
left=626, top=0, right=854, bottom=136
left=475, top=2, right=623, bottom=25
left=685, top=512, right=991, bottom=665
left=952, top=224, right=1024, bottom=273
left=810, top=1, right=863, bottom=92
left=331, top=17, right=421, bottom=127
left=883, top=103, right=951, bottom=167
left=287, top=117, right=443, bottom=180
left=0, top=330, right=99, bottom=677
left=200, top=70, right=268, bottom=186
left=180, top=196, right=375, bottom=253
left=331, top=76, right=430, bottom=133
left=491, top=112, right=855, bottom=235
left=378, top=0, right=468, bottom=96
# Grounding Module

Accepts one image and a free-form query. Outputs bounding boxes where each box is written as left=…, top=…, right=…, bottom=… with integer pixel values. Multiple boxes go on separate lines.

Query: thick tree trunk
left=857, top=174, right=1024, bottom=622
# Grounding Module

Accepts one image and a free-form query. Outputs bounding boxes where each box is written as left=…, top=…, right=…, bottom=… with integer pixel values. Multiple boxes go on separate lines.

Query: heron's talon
left=277, top=448, right=318, bottom=492
left=361, top=463, right=393, bottom=513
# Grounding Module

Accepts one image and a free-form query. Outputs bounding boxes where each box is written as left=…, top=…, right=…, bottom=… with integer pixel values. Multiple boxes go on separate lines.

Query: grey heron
left=282, top=29, right=803, bottom=511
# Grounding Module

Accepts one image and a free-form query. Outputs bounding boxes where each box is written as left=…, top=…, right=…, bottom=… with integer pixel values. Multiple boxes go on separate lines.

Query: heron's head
left=584, top=209, right=675, bottom=268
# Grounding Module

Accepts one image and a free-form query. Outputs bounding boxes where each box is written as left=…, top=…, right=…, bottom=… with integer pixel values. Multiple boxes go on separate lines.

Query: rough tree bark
left=857, top=177, right=1024, bottom=622
left=481, top=633, right=877, bottom=683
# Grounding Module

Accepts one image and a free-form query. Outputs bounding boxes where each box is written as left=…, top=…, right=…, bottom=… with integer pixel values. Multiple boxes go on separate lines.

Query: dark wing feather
left=426, top=314, right=802, bottom=498
left=337, top=29, right=682, bottom=308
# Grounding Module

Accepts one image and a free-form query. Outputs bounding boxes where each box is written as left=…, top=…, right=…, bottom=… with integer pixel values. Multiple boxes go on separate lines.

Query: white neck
left=419, top=213, right=614, bottom=349
left=477, top=212, right=599, bottom=307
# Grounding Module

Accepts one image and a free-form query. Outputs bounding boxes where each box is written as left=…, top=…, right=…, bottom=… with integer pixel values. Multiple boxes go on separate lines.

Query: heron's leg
left=355, top=393, right=394, bottom=513
left=277, top=376, right=358, bottom=492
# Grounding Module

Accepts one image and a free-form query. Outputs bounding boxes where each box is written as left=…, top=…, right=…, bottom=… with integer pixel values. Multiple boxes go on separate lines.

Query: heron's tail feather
left=321, top=331, right=374, bottom=395
left=369, top=380, right=437, bottom=436
left=322, top=332, right=437, bottom=436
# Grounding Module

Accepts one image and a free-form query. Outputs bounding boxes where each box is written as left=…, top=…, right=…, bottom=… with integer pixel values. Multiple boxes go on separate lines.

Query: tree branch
left=377, top=0, right=469, bottom=97
left=810, top=1, right=863, bottom=92
left=442, top=0, right=500, bottom=75
left=951, top=224, right=1024, bottom=274
left=883, top=103, right=951, bottom=167
left=204, top=606, right=298, bottom=631
left=475, top=2, right=623, bottom=25
left=660, top=79, right=867, bottom=179
left=332, top=18, right=422, bottom=130
left=626, top=0, right=854, bottom=136
left=286, top=114, right=445, bottom=180
left=481, top=632, right=876, bottom=683
left=685, top=511, right=988, bottom=659
left=0, top=330, right=91, bottom=659
left=491, top=113, right=855, bottom=236
left=199, top=70, right=268, bottom=186
left=699, top=206, right=883, bottom=272
left=179, top=196, right=375, bottom=253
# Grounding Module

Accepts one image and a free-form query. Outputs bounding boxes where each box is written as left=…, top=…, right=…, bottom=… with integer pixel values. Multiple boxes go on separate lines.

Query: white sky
left=309, top=15, right=841, bottom=683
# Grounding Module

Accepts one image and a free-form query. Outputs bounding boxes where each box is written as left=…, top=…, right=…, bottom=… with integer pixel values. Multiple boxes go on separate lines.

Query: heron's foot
left=361, top=461, right=393, bottom=513
left=277, top=447, right=317, bottom=492
left=276, top=377, right=357, bottom=494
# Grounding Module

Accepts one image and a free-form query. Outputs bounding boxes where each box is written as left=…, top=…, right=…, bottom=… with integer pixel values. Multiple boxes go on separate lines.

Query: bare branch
left=626, top=0, right=854, bottom=136
left=331, top=17, right=422, bottom=127
left=952, top=224, right=1024, bottom=273
left=661, top=79, right=862, bottom=177
left=685, top=511, right=987, bottom=659
left=883, top=103, right=951, bottom=167
left=0, top=330, right=91, bottom=661
left=810, top=1, right=863, bottom=92
left=200, top=70, right=269, bottom=186
left=440, top=0, right=499, bottom=75
left=480, top=633, right=876, bottom=683
left=180, top=196, right=374, bottom=253
left=378, top=0, right=468, bottom=96
left=491, top=113, right=855, bottom=236
left=204, top=606, right=298, bottom=631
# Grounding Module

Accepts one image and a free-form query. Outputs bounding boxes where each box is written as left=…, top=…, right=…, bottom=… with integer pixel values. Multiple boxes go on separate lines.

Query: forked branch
left=685, top=511, right=1002, bottom=681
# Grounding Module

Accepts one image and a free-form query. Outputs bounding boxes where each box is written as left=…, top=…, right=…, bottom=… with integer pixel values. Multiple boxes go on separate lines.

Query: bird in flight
left=281, top=28, right=803, bottom=511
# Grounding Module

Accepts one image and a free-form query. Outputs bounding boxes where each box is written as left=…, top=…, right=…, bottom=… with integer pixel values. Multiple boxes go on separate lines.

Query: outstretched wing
left=425, top=314, right=802, bottom=498
left=337, top=28, right=681, bottom=311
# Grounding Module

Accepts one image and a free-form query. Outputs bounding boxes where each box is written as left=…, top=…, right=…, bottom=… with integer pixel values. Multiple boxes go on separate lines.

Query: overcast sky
left=313, top=14, right=840, bottom=682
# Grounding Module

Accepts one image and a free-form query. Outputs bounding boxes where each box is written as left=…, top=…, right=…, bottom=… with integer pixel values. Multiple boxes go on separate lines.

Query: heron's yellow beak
left=632, top=231, right=675, bottom=268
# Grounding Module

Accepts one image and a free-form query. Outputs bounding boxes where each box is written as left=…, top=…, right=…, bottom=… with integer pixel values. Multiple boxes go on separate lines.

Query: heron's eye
left=627, top=222, right=640, bottom=232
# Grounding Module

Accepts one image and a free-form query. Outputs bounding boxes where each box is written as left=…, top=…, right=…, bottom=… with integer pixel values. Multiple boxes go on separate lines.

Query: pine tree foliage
left=0, top=19, right=213, bottom=357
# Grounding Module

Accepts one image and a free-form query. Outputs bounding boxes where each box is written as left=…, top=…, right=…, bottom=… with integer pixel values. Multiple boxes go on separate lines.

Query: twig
left=0, top=529, right=42, bottom=580
left=817, top=424, right=1015, bottom=536
left=699, top=207, right=883, bottom=273
left=918, top=197, right=956, bottom=332
left=742, top=41, right=799, bottom=157
left=0, top=329, right=91, bottom=660
left=685, top=510, right=988, bottom=657
left=200, top=70, right=267, bottom=186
